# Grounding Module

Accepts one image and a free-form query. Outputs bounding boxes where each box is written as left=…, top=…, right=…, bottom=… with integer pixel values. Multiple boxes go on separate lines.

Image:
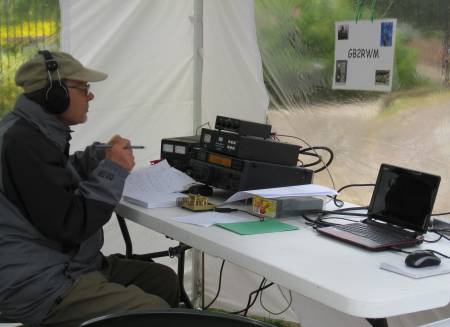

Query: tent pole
left=192, top=0, right=203, bottom=308
left=193, top=0, right=203, bottom=133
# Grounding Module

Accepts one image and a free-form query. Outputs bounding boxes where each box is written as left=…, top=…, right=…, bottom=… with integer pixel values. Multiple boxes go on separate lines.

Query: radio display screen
left=208, top=153, right=232, bottom=168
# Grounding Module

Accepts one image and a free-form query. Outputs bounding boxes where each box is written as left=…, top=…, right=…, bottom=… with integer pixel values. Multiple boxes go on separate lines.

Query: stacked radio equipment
left=161, top=116, right=313, bottom=192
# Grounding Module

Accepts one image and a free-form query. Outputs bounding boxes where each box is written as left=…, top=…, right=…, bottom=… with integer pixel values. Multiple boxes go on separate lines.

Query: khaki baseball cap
left=16, top=51, right=108, bottom=93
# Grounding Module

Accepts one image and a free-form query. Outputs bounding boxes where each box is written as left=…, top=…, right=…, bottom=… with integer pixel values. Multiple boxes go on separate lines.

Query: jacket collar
left=13, top=95, right=71, bottom=151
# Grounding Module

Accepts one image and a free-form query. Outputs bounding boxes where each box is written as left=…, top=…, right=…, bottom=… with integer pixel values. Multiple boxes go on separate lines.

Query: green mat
left=216, top=219, right=298, bottom=235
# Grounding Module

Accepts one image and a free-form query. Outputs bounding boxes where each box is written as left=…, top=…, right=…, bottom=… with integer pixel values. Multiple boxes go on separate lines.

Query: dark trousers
left=40, top=254, right=180, bottom=327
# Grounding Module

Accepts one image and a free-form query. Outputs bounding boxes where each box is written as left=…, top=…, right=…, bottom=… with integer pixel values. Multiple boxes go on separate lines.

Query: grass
left=379, top=86, right=450, bottom=117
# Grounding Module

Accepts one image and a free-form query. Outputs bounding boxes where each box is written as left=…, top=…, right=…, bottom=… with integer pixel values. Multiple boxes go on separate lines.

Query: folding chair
left=116, top=214, right=193, bottom=308
left=80, top=308, right=276, bottom=327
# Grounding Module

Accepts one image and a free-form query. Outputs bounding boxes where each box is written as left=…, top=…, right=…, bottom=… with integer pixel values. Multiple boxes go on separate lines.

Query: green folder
left=216, top=219, right=298, bottom=235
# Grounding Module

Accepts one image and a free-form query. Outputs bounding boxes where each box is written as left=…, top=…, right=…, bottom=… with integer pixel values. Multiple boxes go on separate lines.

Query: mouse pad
left=380, top=258, right=450, bottom=279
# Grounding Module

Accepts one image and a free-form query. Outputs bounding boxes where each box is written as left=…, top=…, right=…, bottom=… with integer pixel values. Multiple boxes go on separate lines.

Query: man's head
left=15, top=51, right=108, bottom=125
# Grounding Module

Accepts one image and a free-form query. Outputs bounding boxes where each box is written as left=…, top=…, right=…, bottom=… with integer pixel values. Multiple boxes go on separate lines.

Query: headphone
left=39, top=50, right=70, bottom=114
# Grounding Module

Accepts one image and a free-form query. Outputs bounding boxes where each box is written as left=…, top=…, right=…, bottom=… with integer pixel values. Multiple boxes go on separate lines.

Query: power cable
left=274, top=133, right=336, bottom=190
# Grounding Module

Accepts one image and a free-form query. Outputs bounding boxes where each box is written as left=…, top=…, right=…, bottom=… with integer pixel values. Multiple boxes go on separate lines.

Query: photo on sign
left=375, top=70, right=390, bottom=85
left=380, top=22, right=393, bottom=47
left=337, top=24, right=349, bottom=40
left=335, top=60, right=348, bottom=83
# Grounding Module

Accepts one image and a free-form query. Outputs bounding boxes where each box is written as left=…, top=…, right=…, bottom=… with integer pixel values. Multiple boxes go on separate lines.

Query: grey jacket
left=0, top=95, right=129, bottom=325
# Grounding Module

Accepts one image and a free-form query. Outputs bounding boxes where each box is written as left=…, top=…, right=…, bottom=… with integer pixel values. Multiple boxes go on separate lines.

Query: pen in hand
left=94, top=144, right=146, bottom=149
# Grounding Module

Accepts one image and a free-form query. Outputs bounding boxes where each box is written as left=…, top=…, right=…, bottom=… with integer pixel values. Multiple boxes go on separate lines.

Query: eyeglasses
left=67, top=83, right=90, bottom=96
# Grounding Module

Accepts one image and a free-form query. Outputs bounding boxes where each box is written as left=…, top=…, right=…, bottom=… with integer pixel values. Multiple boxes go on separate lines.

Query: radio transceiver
left=160, top=135, right=201, bottom=172
left=189, top=149, right=313, bottom=191
left=215, top=115, right=272, bottom=138
left=200, top=128, right=300, bottom=166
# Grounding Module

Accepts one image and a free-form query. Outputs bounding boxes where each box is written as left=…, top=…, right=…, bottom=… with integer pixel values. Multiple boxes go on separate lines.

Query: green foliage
left=393, top=32, right=419, bottom=89
left=255, top=0, right=441, bottom=107
left=0, top=0, right=60, bottom=115
left=0, top=50, right=30, bottom=115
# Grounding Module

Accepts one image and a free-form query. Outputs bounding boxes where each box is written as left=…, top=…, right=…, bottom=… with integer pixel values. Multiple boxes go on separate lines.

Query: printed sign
left=333, top=19, right=397, bottom=92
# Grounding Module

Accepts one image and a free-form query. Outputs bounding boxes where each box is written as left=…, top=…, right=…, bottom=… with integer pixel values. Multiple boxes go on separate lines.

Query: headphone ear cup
left=44, top=82, right=70, bottom=114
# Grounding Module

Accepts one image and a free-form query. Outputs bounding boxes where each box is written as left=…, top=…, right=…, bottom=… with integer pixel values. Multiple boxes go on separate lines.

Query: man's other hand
left=105, top=135, right=135, bottom=171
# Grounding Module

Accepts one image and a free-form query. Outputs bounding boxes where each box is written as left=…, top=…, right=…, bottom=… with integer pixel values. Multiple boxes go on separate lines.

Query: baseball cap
left=15, top=51, right=108, bottom=93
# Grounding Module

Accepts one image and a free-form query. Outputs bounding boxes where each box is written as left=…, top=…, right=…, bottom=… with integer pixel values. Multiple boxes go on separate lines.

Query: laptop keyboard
left=333, top=223, right=413, bottom=244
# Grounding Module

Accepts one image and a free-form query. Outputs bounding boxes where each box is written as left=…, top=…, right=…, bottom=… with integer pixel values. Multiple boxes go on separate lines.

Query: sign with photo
left=332, top=19, right=397, bottom=92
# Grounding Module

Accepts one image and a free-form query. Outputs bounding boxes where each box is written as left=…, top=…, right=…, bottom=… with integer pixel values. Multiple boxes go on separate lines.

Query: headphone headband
left=39, top=50, right=59, bottom=72
left=39, top=50, right=69, bottom=114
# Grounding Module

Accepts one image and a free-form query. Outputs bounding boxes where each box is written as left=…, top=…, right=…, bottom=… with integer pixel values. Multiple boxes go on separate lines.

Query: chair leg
left=117, top=214, right=133, bottom=258
left=115, top=214, right=193, bottom=308
left=177, top=244, right=193, bottom=308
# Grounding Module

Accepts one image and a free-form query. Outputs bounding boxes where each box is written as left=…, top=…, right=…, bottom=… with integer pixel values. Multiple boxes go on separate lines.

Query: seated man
left=0, top=51, right=179, bottom=327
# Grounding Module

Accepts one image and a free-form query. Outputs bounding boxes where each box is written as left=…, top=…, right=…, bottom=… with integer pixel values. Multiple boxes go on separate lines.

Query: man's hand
left=105, top=135, right=135, bottom=171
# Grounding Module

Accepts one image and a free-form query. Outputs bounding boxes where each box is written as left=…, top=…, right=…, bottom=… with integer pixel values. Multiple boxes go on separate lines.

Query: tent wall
left=60, top=0, right=195, bottom=163
left=59, top=0, right=286, bottom=321
left=202, top=0, right=268, bottom=125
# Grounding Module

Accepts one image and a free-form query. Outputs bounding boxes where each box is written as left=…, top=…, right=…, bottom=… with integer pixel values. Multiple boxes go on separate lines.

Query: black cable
left=318, top=210, right=368, bottom=217
left=391, top=247, right=450, bottom=259
left=319, top=216, right=362, bottom=223
left=214, top=207, right=238, bottom=213
left=299, top=148, right=333, bottom=173
left=229, top=278, right=274, bottom=316
left=302, top=207, right=368, bottom=228
left=333, top=183, right=375, bottom=207
left=259, top=281, right=293, bottom=315
left=330, top=206, right=369, bottom=212
left=299, top=146, right=334, bottom=173
left=431, top=231, right=450, bottom=242
left=423, top=233, right=443, bottom=243
left=389, top=247, right=411, bottom=254
left=431, top=212, right=450, bottom=216
left=243, top=281, right=274, bottom=316
left=202, top=259, right=226, bottom=310
left=273, top=133, right=336, bottom=189
left=429, top=249, right=450, bottom=259
left=195, top=121, right=211, bottom=135
left=229, top=278, right=266, bottom=315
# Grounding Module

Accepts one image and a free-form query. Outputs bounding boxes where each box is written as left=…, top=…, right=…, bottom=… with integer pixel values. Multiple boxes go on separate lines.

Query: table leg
left=367, top=318, right=388, bottom=327
left=191, top=248, right=203, bottom=307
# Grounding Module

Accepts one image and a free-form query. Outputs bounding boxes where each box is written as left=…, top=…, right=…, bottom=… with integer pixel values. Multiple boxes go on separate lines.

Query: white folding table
left=115, top=200, right=450, bottom=327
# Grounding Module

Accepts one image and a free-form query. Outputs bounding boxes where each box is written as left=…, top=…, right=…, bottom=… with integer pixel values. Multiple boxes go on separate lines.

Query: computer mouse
left=405, top=250, right=441, bottom=268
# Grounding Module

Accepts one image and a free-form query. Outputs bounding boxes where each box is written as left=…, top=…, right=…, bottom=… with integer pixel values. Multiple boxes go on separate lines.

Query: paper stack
left=224, top=184, right=338, bottom=203
left=123, top=160, right=196, bottom=208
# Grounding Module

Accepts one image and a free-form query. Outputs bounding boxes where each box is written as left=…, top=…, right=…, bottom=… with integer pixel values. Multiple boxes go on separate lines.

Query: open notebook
left=123, top=160, right=195, bottom=208
left=317, top=163, right=441, bottom=251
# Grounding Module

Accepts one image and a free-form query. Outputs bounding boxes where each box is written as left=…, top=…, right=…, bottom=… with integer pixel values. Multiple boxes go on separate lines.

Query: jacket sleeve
left=68, top=142, right=106, bottom=179
left=3, top=136, right=129, bottom=246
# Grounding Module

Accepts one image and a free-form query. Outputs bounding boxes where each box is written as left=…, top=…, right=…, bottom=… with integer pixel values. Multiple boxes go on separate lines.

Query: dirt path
left=268, top=93, right=450, bottom=211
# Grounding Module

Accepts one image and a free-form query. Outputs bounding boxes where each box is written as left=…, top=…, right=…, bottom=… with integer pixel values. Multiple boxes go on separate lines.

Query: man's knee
left=157, top=264, right=180, bottom=307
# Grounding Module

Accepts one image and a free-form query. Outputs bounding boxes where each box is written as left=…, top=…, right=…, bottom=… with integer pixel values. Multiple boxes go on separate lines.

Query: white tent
left=59, top=0, right=296, bottom=322
left=54, top=1, right=450, bottom=326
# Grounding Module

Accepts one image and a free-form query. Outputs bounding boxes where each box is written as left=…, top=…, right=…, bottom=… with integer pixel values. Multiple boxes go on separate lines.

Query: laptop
left=317, top=163, right=441, bottom=251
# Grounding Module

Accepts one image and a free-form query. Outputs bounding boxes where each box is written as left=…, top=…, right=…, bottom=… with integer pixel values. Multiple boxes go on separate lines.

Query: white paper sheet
left=123, top=192, right=187, bottom=209
left=123, top=160, right=195, bottom=208
left=225, top=184, right=338, bottom=203
left=173, top=212, right=256, bottom=227
left=380, top=258, right=450, bottom=279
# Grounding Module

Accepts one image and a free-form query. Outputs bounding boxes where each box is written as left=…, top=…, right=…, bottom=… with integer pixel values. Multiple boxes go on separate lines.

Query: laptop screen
left=368, top=164, right=441, bottom=233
